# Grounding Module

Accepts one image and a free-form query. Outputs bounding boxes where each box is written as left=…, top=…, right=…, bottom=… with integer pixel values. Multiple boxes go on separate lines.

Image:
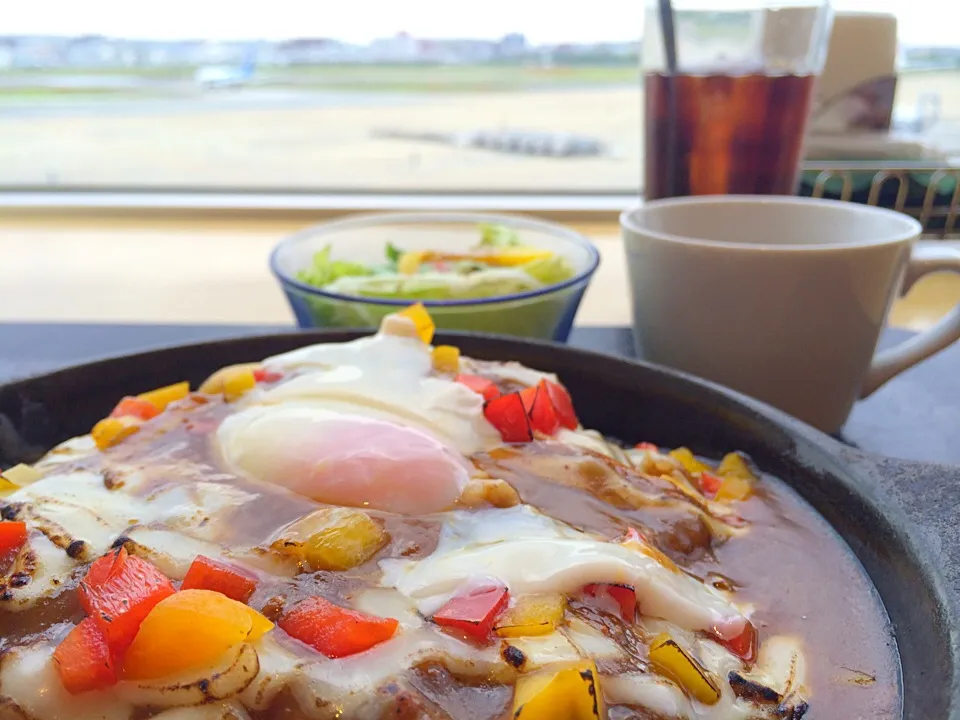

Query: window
left=1, top=0, right=957, bottom=196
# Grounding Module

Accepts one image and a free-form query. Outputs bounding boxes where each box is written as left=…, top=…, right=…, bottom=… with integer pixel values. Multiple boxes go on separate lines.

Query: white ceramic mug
left=621, top=195, right=960, bottom=433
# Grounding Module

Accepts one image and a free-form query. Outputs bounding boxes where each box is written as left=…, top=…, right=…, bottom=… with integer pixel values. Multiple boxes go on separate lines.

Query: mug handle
left=861, top=242, right=960, bottom=398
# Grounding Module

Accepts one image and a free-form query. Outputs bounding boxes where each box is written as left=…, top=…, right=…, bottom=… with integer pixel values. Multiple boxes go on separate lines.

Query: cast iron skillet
left=0, top=330, right=957, bottom=719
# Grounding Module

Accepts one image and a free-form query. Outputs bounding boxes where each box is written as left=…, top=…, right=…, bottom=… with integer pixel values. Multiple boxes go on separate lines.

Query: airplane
left=194, top=47, right=257, bottom=90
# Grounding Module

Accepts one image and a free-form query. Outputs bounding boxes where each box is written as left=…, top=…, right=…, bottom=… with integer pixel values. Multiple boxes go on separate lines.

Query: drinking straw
left=658, top=0, right=679, bottom=197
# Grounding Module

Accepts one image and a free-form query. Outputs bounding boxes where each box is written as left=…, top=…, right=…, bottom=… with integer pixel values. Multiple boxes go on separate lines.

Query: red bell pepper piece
left=541, top=379, right=578, bottom=430
left=528, top=383, right=562, bottom=435
left=0, top=521, right=27, bottom=567
left=109, top=397, right=160, bottom=421
left=52, top=617, right=118, bottom=694
left=714, top=620, right=758, bottom=664
left=455, top=373, right=501, bottom=402
left=432, top=585, right=509, bottom=642
left=518, top=385, right=538, bottom=413
left=583, top=583, right=637, bottom=622
left=483, top=393, right=533, bottom=443
left=279, top=596, right=398, bottom=659
left=635, top=442, right=659, bottom=452
left=79, top=548, right=175, bottom=655
left=699, top=472, right=723, bottom=498
left=253, top=368, right=284, bottom=383
left=180, top=555, right=258, bottom=604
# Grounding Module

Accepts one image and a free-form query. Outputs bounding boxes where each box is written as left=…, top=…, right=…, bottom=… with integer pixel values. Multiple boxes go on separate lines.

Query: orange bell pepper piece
left=122, top=589, right=273, bottom=680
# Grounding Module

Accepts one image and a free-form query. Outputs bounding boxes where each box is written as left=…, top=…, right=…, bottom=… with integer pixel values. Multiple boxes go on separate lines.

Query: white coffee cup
left=621, top=195, right=960, bottom=433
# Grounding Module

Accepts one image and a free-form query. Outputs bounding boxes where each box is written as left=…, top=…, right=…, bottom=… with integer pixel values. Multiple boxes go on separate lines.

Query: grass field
left=0, top=65, right=957, bottom=192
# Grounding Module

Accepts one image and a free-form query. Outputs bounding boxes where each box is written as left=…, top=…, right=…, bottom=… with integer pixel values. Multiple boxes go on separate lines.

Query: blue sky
left=5, top=0, right=958, bottom=46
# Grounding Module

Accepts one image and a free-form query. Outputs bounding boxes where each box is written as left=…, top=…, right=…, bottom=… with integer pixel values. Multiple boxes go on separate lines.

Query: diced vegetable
left=541, top=380, right=578, bottom=430
left=279, top=596, right=398, bottom=658
left=583, top=583, right=636, bottom=623
left=397, top=303, right=435, bottom=344
left=483, top=393, right=532, bottom=443
left=715, top=475, right=752, bottom=502
left=635, top=442, right=659, bottom=452
left=252, top=368, right=284, bottom=383
left=649, top=632, right=721, bottom=705
left=431, top=345, right=461, bottom=374
left=1, top=463, right=42, bottom=488
left=53, top=617, right=118, bottom=694
left=512, top=660, right=604, bottom=720
left=718, top=452, right=757, bottom=481
left=714, top=620, right=758, bottom=664
left=199, top=364, right=259, bottom=395
left=669, top=447, right=712, bottom=475
left=222, top=368, right=257, bottom=402
left=494, top=593, right=566, bottom=637
left=79, top=548, right=176, bottom=654
left=91, top=416, right=140, bottom=451
left=455, top=373, right=501, bottom=402
left=181, top=556, right=258, bottom=604
left=122, top=589, right=273, bottom=680
left=0, top=476, right=17, bottom=497
left=398, top=251, right=425, bottom=275
left=109, top=396, right=160, bottom=421
left=529, top=385, right=560, bottom=435
left=699, top=472, right=723, bottom=498
left=137, top=381, right=190, bottom=412
left=519, top=380, right=578, bottom=433
left=0, top=521, right=27, bottom=566
left=272, top=508, right=387, bottom=572
left=474, top=247, right=555, bottom=267
left=432, top=585, right=509, bottom=642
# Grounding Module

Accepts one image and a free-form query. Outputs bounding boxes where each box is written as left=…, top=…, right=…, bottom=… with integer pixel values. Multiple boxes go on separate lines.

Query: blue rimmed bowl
left=269, top=212, right=601, bottom=341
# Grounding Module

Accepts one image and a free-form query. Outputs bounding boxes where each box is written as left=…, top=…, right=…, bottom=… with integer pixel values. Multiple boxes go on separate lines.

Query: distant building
left=276, top=38, right=356, bottom=64
left=498, top=33, right=528, bottom=58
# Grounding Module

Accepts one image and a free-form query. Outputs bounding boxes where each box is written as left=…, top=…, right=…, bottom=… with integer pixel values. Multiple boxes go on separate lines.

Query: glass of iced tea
left=643, top=0, right=834, bottom=199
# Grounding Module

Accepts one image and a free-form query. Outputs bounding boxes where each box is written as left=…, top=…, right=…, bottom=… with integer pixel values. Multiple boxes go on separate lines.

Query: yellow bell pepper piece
left=649, top=633, right=721, bottom=705
left=495, top=593, right=566, bottom=637
left=715, top=474, right=753, bottom=502
left=512, top=660, right=604, bottom=720
left=274, top=508, right=387, bottom=572
left=91, top=416, right=140, bottom=451
left=475, top=247, right=554, bottom=267
left=222, top=369, right=257, bottom=402
left=0, top=463, right=43, bottom=498
left=669, top=447, right=712, bottom=475
left=718, top=452, right=757, bottom=481
left=137, top=381, right=190, bottom=412
left=198, top=364, right=262, bottom=396
left=123, top=589, right=273, bottom=680
left=397, top=302, right=435, bottom=344
left=1, top=464, right=43, bottom=487
left=431, top=345, right=460, bottom=374
left=398, top=251, right=425, bottom=275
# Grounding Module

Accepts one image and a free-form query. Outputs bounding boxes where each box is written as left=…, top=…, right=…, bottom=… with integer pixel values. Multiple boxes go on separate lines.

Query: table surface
left=0, top=322, right=957, bottom=466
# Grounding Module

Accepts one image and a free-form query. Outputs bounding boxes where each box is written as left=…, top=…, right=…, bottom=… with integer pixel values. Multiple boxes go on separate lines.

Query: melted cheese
left=381, top=506, right=745, bottom=632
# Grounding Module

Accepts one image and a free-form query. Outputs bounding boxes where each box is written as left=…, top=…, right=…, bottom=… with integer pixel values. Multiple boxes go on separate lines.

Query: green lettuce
left=296, top=245, right=372, bottom=287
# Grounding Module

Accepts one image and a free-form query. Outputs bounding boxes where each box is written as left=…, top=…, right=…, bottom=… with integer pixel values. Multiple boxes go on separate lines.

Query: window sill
left=0, top=191, right=633, bottom=224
